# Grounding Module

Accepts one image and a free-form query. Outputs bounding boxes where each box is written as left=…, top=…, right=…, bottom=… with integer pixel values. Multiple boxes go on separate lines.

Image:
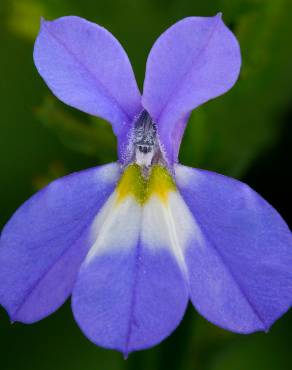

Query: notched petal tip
left=39, top=16, right=77, bottom=31
left=39, top=16, right=52, bottom=29
left=0, top=301, right=15, bottom=324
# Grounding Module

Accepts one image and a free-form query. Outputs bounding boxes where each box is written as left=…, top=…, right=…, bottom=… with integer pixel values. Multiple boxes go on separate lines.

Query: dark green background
left=0, top=0, right=291, bottom=369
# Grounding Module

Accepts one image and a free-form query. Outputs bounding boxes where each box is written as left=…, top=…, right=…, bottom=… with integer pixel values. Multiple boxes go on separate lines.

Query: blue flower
left=0, top=14, right=291, bottom=357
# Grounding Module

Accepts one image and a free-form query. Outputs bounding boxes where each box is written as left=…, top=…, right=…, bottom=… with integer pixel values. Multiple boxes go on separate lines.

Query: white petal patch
left=85, top=193, right=141, bottom=264
left=85, top=165, right=205, bottom=277
left=95, top=162, right=121, bottom=184
left=174, top=163, right=202, bottom=188
left=142, top=192, right=203, bottom=274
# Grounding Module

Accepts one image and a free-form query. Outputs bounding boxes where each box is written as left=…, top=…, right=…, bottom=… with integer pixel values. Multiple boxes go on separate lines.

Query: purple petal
left=142, top=14, right=241, bottom=163
left=34, top=16, right=141, bottom=137
left=0, top=163, right=120, bottom=323
left=73, top=249, right=188, bottom=356
left=175, top=164, right=292, bottom=333
left=72, top=195, right=188, bottom=355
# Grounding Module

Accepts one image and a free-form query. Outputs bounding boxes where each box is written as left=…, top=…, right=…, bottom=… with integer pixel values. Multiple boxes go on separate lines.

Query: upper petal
left=34, top=16, right=141, bottom=137
left=175, top=164, right=292, bottom=333
left=142, top=14, right=241, bottom=163
left=0, top=163, right=120, bottom=323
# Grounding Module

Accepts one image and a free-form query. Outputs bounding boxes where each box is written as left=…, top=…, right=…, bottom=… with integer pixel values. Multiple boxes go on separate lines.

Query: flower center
left=133, top=110, right=163, bottom=168
left=116, top=164, right=176, bottom=205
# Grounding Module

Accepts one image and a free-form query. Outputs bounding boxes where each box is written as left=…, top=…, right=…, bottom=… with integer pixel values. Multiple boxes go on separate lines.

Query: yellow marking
left=146, top=165, right=176, bottom=204
left=116, top=164, right=176, bottom=205
left=116, top=164, right=146, bottom=204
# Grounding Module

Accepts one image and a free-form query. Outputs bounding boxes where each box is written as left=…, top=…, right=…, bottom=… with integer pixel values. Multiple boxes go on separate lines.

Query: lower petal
left=175, top=164, right=292, bottom=333
left=0, top=163, right=120, bottom=323
left=72, top=193, right=188, bottom=355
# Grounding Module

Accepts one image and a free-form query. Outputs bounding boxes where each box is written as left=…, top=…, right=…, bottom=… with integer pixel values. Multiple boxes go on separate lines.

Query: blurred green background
left=0, top=0, right=291, bottom=369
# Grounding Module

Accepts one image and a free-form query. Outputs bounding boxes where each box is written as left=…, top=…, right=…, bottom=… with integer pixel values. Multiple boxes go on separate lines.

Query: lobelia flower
left=0, top=13, right=292, bottom=357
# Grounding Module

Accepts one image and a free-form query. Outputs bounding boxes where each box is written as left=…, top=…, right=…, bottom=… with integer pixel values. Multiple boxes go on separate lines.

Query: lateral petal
left=175, top=164, right=292, bottom=333
left=0, top=163, right=120, bottom=323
